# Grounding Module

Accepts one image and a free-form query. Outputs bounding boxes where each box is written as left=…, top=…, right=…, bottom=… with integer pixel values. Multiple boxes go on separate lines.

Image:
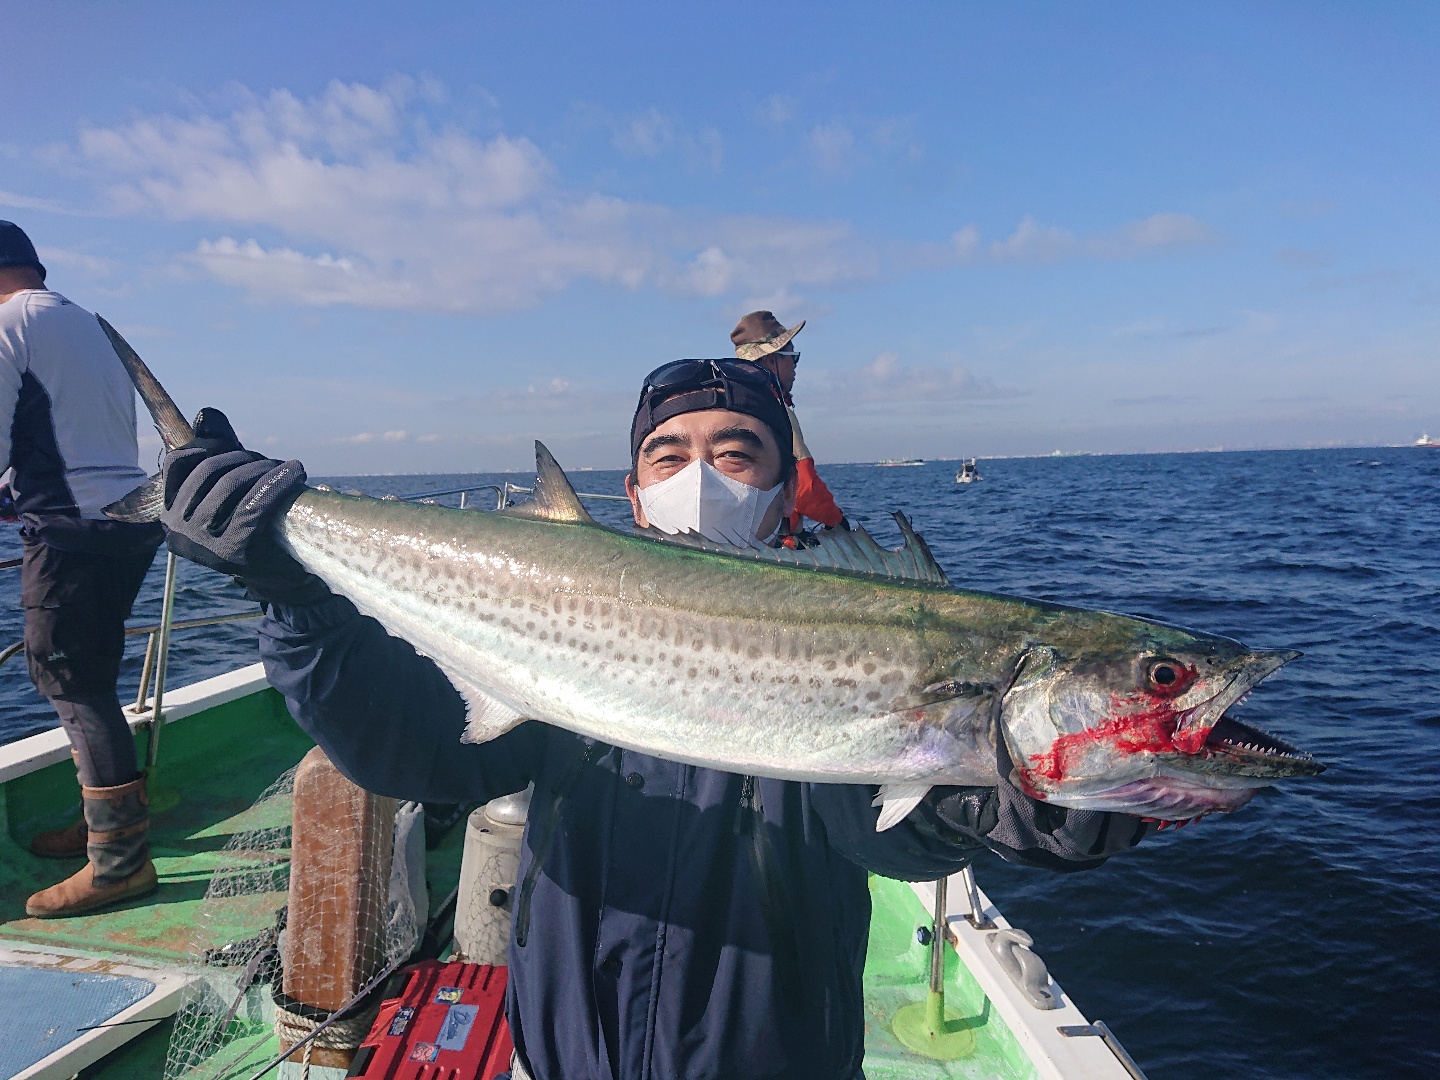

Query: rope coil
left=274, top=999, right=381, bottom=1053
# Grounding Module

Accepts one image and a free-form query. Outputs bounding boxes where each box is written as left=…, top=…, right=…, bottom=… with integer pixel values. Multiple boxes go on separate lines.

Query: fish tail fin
left=97, top=314, right=195, bottom=452
left=873, top=783, right=932, bottom=831
left=96, top=313, right=196, bottom=523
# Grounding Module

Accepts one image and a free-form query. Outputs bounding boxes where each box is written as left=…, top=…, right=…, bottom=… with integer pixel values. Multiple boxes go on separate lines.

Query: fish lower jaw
left=1037, top=774, right=1265, bottom=820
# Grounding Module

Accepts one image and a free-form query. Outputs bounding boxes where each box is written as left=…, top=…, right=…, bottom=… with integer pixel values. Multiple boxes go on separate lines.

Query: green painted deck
left=862, top=876, right=1037, bottom=1080
left=0, top=691, right=311, bottom=964
left=3, top=687, right=1035, bottom=1079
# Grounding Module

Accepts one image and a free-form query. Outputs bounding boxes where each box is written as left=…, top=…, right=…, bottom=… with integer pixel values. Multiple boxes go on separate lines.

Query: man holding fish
left=152, top=358, right=1166, bottom=1080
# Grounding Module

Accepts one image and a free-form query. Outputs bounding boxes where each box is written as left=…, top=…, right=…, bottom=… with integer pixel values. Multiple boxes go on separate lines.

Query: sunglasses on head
left=641, top=358, right=783, bottom=397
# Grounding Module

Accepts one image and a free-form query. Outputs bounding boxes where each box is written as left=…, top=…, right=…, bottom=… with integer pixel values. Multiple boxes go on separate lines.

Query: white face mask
left=636, top=460, right=785, bottom=547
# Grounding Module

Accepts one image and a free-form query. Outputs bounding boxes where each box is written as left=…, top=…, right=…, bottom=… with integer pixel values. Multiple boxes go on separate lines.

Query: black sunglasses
left=642, top=358, right=783, bottom=397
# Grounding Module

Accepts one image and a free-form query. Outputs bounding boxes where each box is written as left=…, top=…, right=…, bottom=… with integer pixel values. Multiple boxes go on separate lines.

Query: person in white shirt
left=0, top=221, right=164, bottom=918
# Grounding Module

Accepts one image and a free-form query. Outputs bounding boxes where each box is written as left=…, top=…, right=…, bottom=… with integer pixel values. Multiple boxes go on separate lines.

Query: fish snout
left=1172, top=647, right=1301, bottom=750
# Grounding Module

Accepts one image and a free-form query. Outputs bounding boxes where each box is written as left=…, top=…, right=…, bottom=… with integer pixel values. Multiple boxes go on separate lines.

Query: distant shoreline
left=314, top=443, right=1430, bottom=481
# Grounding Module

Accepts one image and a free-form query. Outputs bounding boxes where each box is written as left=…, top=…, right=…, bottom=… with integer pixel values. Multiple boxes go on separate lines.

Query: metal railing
left=390, top=480, right=629, bottom=509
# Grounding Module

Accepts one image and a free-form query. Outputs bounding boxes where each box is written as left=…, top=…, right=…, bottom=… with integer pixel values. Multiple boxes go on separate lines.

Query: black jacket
left=258, top=593, right=1149, bottom=1080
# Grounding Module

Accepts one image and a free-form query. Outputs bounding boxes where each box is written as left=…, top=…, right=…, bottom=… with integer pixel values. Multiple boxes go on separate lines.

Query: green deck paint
left=862, top=876, right=1038, bottom=1080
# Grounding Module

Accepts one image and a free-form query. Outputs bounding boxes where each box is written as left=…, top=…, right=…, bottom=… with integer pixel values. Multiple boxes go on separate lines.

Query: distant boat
left=874, top=458, right=924, bottom=467
left=955, top=458, right=981, bottom=484
left=1416, top=433, right=1440, bottom=448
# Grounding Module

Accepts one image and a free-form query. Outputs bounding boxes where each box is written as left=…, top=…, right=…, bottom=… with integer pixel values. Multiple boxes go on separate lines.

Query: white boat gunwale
left=0, top=664, right=271, bottom=785
left=909, top=877, right=1145, bottom=1080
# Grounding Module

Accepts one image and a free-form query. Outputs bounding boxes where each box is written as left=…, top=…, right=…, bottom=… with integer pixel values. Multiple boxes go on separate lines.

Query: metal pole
left=459, top=490, right=467, bottom=510
left=133, top=631, right=158, bottom=714
left=930, top=876, right=947, bottom=994
left=144, top=551, right=179, bottom=776
left=962, top=864, right=994, bottom=929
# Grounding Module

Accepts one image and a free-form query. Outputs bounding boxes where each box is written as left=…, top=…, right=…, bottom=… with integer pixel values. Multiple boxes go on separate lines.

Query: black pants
left=22, top=537, right=160, bottom=788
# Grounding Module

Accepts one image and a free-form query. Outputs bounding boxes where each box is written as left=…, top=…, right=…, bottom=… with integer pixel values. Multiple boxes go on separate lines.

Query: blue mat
left=0, top=962, right=156, bottom=1076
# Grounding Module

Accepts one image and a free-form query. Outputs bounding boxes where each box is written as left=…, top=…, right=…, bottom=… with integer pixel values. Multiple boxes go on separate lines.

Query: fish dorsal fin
left=637, top=511, right=951, bottom=587
left=504, top=441, right=598, bottom=525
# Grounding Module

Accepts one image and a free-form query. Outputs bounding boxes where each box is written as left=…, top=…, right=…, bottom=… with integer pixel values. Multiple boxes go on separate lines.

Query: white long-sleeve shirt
left=0, top=290, right=147, bottom=519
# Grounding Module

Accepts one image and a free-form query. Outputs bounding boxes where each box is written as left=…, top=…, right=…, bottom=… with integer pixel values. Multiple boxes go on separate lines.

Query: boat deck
left=0, top=690, right=311, bottom=964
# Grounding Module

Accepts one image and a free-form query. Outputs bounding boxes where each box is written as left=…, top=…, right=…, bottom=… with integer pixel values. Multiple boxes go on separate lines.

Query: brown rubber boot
left=28, top=816, right=88, bottom=858
left=29, top=749, right=89, bottom=857
left=25, top=775, right=158, bottom=918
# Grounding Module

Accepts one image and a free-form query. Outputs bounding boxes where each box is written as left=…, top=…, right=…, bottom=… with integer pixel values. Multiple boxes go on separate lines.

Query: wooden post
left=279, top=746, right=397, bottom=1066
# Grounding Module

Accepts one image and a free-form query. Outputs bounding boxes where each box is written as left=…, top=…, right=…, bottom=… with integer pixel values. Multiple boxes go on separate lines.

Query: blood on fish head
left=996, top=622, right=1318, bottom=820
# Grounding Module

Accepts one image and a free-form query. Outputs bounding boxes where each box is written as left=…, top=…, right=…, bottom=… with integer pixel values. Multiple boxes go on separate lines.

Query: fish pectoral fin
left=449, top=674, right=529, bottom=745
left=872, top=783, right=932, bottom=831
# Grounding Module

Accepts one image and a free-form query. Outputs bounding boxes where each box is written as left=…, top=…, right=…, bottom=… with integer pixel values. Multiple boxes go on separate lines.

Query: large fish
left=101, top=317, right=1323, bottom=829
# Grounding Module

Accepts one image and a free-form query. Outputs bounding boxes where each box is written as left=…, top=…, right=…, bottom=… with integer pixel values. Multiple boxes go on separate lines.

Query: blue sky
left=3, top=2, right=1436, bottom=472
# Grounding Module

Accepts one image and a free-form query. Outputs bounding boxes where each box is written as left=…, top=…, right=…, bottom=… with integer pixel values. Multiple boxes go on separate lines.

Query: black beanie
left=0, top=221, right=46, bottom=282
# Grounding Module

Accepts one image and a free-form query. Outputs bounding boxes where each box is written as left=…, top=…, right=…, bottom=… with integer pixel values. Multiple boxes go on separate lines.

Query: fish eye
left=1146, top=659, right=1188, bottom=693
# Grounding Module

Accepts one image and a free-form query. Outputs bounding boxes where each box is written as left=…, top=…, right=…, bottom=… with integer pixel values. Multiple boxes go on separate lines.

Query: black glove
left=160, top=407, right=328, bottom=604
left=928, top=737, right=1153, bottom=872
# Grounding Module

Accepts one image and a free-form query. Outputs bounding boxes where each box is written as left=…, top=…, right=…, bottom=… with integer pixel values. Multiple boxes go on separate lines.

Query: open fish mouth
left=1195, top=714, right=1326, bottom=777
left=1170, top=647, right=1301, bottom=750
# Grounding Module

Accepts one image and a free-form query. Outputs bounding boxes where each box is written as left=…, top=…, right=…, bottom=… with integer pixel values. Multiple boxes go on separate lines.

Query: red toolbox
left=346, top=960, right=513, bottom=1079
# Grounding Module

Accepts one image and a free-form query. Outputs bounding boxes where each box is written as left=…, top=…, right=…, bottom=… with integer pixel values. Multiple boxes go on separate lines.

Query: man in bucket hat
left=0, top=221, right=164, bottom=917
left=731, top=310, right=846, bottom=533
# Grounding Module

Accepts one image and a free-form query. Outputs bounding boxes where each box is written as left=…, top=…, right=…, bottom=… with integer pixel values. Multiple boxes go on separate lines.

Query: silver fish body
left=275, top=471, right=1323, bottom=824
left=279, top=488, right=1003, bottom=789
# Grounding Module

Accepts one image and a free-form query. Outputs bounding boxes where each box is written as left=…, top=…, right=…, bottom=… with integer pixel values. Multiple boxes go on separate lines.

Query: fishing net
left=161, top=770, right=425, bottom=1080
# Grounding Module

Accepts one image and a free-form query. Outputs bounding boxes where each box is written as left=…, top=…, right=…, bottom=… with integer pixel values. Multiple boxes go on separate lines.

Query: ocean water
left=0, top=447, right=1435, bottom=1077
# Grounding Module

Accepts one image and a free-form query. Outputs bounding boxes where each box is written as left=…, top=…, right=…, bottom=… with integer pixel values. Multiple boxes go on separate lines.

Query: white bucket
left=453, top=787, right=531, bottom=965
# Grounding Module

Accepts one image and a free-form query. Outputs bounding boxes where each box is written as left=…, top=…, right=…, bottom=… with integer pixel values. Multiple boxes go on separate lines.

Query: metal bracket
left=1058, top=1020, right=1151, bottom=1080
left=960, top=865, right=994, bottom=929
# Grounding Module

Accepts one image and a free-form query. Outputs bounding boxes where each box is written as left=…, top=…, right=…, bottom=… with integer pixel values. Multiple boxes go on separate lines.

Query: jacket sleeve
left=791, top=458, right=845, bottom=529
left=810, top=781, right=1153, bottom=879
left=784, top=407, right=844, bottom=529
left=257, top=592, right=543, bottom=804
left=0, top=299, right=28, bottom=472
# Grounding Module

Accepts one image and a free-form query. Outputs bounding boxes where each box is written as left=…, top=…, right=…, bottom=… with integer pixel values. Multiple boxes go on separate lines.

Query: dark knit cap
left=0, top=221, right=45, bottom=281
left=630, top=359, right=794, bottom=473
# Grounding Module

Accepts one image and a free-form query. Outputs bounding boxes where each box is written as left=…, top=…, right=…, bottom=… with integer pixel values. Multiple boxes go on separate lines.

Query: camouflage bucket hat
left=730, top=310, right=805, bottom=361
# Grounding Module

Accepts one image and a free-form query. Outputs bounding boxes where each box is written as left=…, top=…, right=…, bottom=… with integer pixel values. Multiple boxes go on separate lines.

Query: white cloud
left=609, top=107, right=724, bottom=170
left=56, top=78, right=875, bottom=314
left=0, top=189, right=69, bottom=214
left=808, top=121, right=856, bottom=173
left=954, top=213, right=1219, bottom=265
left=382, top=430, right=408, bottom=441
left=807, top=350, right=1022, bottom=407
left=42, top=77, right=1220, bottom=315
left=39, top=247, right=118, bottom=278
